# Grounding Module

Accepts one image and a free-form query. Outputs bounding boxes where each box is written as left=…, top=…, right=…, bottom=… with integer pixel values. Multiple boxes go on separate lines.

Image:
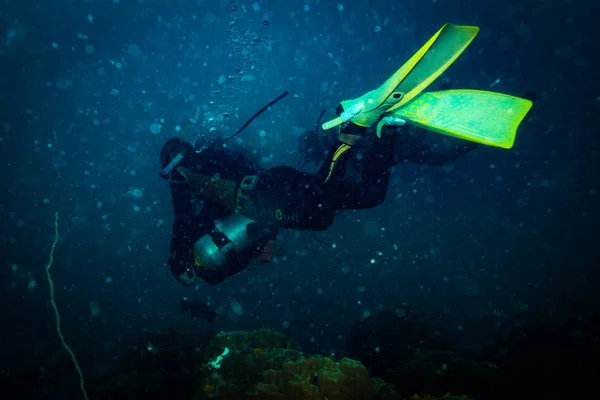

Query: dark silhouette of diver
left=159, top=23, right=535, bottom=321
left=160, top=110, right=399, bottom=288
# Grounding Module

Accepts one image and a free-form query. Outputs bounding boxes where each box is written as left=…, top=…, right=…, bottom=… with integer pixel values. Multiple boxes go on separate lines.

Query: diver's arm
left=168, top=220, right=196, bottom=285
left=168, top=181, right=199, bottom=285
left=405, top=141, right=478, bottom=166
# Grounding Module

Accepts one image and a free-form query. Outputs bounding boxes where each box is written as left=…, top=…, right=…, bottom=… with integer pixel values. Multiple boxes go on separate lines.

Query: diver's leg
left=360, top=131, right=397, bottom=194
left=331, top=129, right=397, bottom=210
left=167, top=179, right=206, bottom=285
left=315, top=117, right=367, bottom=184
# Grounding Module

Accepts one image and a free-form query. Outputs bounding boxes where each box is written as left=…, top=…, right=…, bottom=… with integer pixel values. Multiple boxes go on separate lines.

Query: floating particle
left=127, top=44, right=141, bottom=57
left=90, top=301, right=101, bottom=317
left=231, top=300, right=244, bottom=316
left=149, top=123, right=162, bottom=134
left=131, top=188, right=143, bottom=199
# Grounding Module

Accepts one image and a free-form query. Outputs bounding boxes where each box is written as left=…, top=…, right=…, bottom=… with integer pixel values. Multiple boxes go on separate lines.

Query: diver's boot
left=322, top=23, right=479, bottom=134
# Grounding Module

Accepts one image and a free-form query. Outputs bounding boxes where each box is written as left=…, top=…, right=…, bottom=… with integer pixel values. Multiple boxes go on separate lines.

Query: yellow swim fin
left=322, top=23, right=480, bottom=131
left=388, top=90, right=533, bottom=149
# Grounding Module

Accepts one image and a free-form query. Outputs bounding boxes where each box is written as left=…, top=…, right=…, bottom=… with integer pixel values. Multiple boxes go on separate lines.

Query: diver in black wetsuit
left=299, top=124, right=478, bottom=170
left=160, top=140, right=266, bottom=286
left=160, top=118, right=397, bottom=287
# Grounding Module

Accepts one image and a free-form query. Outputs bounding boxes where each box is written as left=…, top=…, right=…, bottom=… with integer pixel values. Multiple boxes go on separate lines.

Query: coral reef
left=87, top=328, right=469, bottom=400
left=197, top=329, right=403, bottom=399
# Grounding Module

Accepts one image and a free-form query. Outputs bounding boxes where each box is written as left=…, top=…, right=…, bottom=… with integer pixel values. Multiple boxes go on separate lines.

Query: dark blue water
left=1, top=0, right=598, bottom=399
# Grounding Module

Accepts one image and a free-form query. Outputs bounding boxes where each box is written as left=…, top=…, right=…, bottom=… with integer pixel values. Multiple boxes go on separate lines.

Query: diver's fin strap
left=322, top=143, right=352, bottom=183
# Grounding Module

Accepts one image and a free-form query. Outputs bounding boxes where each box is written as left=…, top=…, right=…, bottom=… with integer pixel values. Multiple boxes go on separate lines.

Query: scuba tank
left=193, top=214, right=275, bottom=271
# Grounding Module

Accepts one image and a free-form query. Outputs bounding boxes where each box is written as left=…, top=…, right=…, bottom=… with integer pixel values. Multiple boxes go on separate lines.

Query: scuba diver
left=160, top=113, right=401, bottom=287
left=160, top=23, right=533, bottom=296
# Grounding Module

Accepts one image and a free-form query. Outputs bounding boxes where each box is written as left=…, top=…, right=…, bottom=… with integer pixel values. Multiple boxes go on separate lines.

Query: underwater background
left=1, top=0, right=599, bottom=399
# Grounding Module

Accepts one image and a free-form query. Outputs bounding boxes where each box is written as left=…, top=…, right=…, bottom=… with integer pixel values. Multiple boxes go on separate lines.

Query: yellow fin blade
left=388, top=24, right=480, bottom=111
left=392, top=90, right=533, bottom=149
left=324, top=23, right=479, bottom=130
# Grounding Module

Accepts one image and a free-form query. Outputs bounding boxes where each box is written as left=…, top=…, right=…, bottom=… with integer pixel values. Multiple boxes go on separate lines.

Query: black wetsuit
left=161, top=140, right=266, bottom=284
left=391, top=127, right=478, bottom=166
left=161, top=128, right=396, bottom=285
